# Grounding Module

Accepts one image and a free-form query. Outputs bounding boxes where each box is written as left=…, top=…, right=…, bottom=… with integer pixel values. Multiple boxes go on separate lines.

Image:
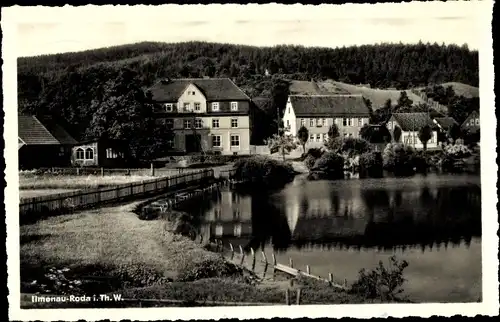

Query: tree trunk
left=302, top=144, right=306, bottom=154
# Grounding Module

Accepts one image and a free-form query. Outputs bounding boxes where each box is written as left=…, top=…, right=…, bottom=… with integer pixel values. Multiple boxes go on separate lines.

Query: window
left=475, top=118, right=479, bottom=126
left=183, top=102, right=191, bottom=112
left=286, top=120, right=290, bottom=128
left=212, top=119, right=220, bottom=128
left=323, top=133, right=328, bottom=141
left=211, top=102, right=219, bottom=111
left=317, top=119, right=323, bottom=127
left=234, top=223, right=242, bottom=237
left=233, top=209, right=240, bottom=219
left=309, top=134, right=314, bottom=141
left=167, top=138, right=174, bottom=149
left=323, top=119, right=327, bottom=126
left=194, top=119, right=203, bottom=129
left=358, top=118, right=363, bottom=126
left=85, top=148, right=94, bottom=160
left=343, top=133, right=348, bottom=138
left=212, top=135, right=221, bottom=147
left=231, top=102, right=238, bottom=111
left=76, top=148, right=84, bottom=160
left=194, top=102, right=201, bottom=111
left=316, top=134, right=321, bottom=142
left=310, top=119, right=315, bottom=127
left=350, top=118, right=355, bottom=126
left=184, top=119, right=191, bottom=129
left=106, top=148, right=118, bottom=159
left=165, top=103, right=173, bottom=112
left=231, top=118, right=238, bottom=128
left=301, top=119, right=306, bottom=126
left=230, top=135, right=240, bottom=147
left=165, top=119, right=174, bottom=130
left=343, top=118, right=348, bottom=126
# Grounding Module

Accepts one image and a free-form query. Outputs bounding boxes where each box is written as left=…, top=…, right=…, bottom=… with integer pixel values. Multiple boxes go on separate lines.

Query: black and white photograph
left=3, top=2, right=498, bottom=320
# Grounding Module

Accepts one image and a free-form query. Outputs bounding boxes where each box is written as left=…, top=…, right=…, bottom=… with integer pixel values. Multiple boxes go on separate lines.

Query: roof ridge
left=290, top=94, right=363, bottom=97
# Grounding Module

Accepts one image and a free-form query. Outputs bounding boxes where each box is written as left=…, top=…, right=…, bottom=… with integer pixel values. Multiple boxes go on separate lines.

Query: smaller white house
left=386, top=113, right=439, bottom=150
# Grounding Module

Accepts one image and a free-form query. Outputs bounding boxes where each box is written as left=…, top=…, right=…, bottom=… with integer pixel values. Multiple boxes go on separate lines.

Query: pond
left=180, top=173, right=482, bottom=303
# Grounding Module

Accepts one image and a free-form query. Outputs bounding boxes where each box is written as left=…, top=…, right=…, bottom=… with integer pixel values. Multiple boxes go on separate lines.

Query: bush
left=310, top=152, right=344, bottom=180
left=304, top=155, right=317, bottom=170
left=232, top=156, right=295, bottom=189
left=359, top=151, right=383, bottom=178
left=305, top=147, right=324, bottom=159
left=382, top=143, right=416, bottom=176
left=413, top=151, right=429, bottom=173
left=441, top=144, right=473, bottom=173
left=177, top=258, right=243, bottom=282
left=339, top=137, right=372, bottom=157
left=350, top=255, right=409, bottom=302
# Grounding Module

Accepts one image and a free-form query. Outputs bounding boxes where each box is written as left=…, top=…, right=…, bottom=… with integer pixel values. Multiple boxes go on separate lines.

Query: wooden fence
left=218, top=240, right=349, bottom=292
left=28, top=166, right=201, bottom=177
left=19, top=169, right=214, bottom=222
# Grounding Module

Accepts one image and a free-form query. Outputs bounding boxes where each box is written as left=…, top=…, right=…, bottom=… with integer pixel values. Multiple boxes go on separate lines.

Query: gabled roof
left=289, top=94, right=370, bottom=117
left=461, top=110, right=480, bottom=127
left=148, top=78, right=250, bottom=102
left=18, top=114, right=77, bottom=145
left=390, top=113, right=438, bottom=131
left=433, top=117, right=458, bottom=130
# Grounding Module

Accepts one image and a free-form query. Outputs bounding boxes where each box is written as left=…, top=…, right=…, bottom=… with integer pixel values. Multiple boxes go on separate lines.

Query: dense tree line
left=18, top=41, right=479, bottom=156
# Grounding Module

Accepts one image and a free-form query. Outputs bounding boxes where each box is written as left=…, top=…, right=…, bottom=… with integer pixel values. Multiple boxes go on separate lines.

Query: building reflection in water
left=192, top=176, right=481, bottom=253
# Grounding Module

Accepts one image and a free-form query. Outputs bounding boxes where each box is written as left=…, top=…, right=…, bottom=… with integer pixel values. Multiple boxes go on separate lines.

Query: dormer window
left=211, top=102, right=219, bottom=111
left=231, top=102, right=238, bottom=111
left=165, top=103, right=173, bottom=112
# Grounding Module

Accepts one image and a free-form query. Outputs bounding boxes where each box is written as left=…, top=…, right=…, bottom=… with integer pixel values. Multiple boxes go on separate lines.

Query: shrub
left=177, top=258, right=243, bottom=282
left=413, top=151, right=429, bottom=173
left=340, top=137, right=372, bottom=157
left=305, top=147, right=324, bottom=159
left=359, top=151, right=383, bottom=178
left=350, top=255, right=409, bottom=302
left=304, top=155, right=317, bottom=170
left=382, top=143, right=416, bottom=176
left=233, top=156, right=295, bottom=189
left=443, top=144, right=472, bottom=159
left=310, top=152, right=344, bottom=180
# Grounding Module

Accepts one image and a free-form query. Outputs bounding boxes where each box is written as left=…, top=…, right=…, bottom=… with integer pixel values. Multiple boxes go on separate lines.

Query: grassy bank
left=21, top=196, right=403, bottom=307
left=19, top=174, right=152, bottom=190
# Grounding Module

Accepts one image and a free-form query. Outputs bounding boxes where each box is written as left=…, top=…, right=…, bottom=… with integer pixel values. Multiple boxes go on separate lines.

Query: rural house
left=148, top=77, right=252, bottom=155
left=460, top=110, right=480, bottom=134
left=282, top=94, right=371, bottom=148
left=18, top=114, right=77, bottom=169
left=71, top=138, right=127, bottom=168
left=386, top=113, right=439, bottom=150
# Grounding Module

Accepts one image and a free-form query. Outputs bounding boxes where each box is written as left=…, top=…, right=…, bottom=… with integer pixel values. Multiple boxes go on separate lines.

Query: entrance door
left=185, top=134, right=202, bottom=153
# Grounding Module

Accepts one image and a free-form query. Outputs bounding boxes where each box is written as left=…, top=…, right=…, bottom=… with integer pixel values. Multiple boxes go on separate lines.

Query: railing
left=19, top=169, right=214, bottom=220
left=23, top=167, right=200, bottom=177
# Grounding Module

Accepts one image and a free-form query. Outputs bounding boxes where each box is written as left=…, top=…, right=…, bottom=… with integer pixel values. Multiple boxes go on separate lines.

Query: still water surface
left=181, top=173, right=482, bottom=303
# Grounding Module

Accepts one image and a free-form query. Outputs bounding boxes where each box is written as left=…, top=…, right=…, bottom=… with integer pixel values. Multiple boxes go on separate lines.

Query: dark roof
left=390, top=113, right=438, bottom=131
left=434, top=117, right=458, bottom=129
left=461, top=110, right=480, bottom=127
left=18, top=114, right=77, bottom=145
left=148, top=78, right=250, bottom=102
left=37, top=115, right=78, bottom=145
left=289, top=94, right=370, bottom=117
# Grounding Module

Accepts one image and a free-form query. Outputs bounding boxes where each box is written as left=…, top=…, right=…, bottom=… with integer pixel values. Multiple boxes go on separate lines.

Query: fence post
left=329, top=273, right=334, bottom=284
left=289, top=258, right=293, bottom=268
left=240, top=248, right=245, bottom=266
left=101, top=167, right=104, bottom=177
left=272, top=253, right=277, bottom=280
left=229, top=243, right=234, bottom=260
left=150, top=163, right=155, bottom=176
left=296, top=288, right=301, bottom=305
left=250, top=248, right=256, bottom=271
left=285, top=289, right=290, bottom=306
left=76, top=167, right=80, bottom=176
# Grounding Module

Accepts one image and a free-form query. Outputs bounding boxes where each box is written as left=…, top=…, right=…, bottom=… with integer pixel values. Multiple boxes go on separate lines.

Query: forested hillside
left=17, top=41, right=479, bottom=158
